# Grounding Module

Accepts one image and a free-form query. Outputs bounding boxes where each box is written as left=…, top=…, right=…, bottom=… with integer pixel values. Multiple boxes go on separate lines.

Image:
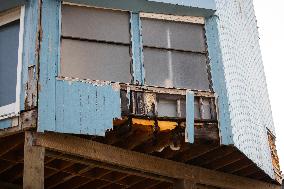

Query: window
left=60, top=4, right=131, bottom=83
left=0, top=7, right=24, bottom=118
left=141, top=14, right=210, bottom=90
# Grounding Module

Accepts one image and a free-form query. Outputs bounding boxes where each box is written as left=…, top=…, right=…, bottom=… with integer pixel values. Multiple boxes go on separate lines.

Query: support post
left=174, top=179, right=196, bottom=189
left=23, top=132, right=45, bottom=189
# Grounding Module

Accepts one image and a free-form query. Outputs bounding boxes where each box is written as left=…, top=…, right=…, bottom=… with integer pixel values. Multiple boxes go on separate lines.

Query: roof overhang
left=0, top=0, right=216, bottom=17
left=63, top=0, right=216, bottom=17
left=0, top=0, right=25, bottom=12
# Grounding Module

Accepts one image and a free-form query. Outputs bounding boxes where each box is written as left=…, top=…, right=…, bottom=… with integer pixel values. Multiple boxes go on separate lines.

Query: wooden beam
left=0, top=134, right=24, bottom=157
left=176, top=144, right=219, bottom=163
left=23, top=132, right=45, bottom=189
left=138, top=130, right=172, bottom=154
left=33, top=132, right=280, bottom=189
left=174, top=180, right=196, bottom=189
left=0, top=180, right=21, bottom=189
left=45, top=151, right=173, bottom=183
left=0, top=110, right=37, bottom=138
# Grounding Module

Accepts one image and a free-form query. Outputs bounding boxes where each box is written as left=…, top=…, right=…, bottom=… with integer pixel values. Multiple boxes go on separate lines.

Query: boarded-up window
left=0, top=20, right=19, bottom=107
left=141, top=17, right=210, bottom=90
left=61, top=4, right=131, bottom=83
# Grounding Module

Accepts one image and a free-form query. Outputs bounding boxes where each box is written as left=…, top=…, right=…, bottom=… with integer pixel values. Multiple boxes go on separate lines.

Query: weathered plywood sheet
left=38, top=79, right=121, bottom=136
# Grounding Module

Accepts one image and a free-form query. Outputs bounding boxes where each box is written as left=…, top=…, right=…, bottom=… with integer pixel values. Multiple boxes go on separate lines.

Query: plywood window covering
left=0, top=7, right=24, bottom=118
left=141, top=14, right=210, bottom=90
left=61, top=4, right=131, bottom=83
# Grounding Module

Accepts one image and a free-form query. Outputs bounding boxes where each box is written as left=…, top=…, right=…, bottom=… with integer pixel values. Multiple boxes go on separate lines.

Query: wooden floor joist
left=32, top=132, right=280, bottom=189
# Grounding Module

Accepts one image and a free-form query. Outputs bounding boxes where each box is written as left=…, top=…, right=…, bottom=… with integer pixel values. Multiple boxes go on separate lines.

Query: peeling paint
left=186, top=90, right=195, bottom=143
left=24, top=65, right=37, bottom=110
left=21, top=0, right=41, bottom=111
left=38, top=79, right=121, bottom=136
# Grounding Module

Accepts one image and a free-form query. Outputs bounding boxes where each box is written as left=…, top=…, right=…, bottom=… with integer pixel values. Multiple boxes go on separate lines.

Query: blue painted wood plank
left=186, top=90, right=194, bottom=143
left=42, top=80, right=121, bottom=136
left=205, top=16, right=233, bottom=145
left=38, top=0, right=61, bottom=132
left=20, top=0, right=40, bottom=111
left=148, top=0, right=216, bottom=10
left=0, top=119, right=12, bottom=130
left=130, top=13, right=144, bottom=85
left=64, top=0, right=216, bottom=17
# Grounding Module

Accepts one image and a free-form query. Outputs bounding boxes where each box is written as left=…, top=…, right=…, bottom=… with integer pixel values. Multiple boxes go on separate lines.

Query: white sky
left=253, top=1, right=284, bottom=171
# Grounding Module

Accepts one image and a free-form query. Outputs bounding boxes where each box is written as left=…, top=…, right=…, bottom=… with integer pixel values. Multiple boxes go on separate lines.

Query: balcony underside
left=0, top=128, right=278, bottom=189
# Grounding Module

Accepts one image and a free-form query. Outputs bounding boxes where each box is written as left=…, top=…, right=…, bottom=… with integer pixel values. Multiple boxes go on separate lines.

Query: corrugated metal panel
left=206, top=0, right=275, bottom=178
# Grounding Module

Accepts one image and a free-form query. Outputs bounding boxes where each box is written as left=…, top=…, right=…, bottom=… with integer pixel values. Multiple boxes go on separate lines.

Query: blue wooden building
left=0, top=0, right=281, bottom=188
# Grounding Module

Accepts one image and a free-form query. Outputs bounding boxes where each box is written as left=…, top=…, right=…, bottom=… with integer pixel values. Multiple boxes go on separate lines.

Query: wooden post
left=23, top=132, right=45, bottom=189
left=174, top=179, right=196, bottom=189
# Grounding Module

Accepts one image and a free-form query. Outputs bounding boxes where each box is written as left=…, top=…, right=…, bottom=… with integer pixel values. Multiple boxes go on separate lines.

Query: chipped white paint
left=140, top=12, right=205, bottom=24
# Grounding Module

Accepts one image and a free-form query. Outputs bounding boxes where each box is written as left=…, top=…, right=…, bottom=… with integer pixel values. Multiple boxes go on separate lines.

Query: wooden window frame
left=0, top=6, right=25, bottom=119
left=60, top=2, right=132, bottom=84
left=140, top=12, right=211, bottom=91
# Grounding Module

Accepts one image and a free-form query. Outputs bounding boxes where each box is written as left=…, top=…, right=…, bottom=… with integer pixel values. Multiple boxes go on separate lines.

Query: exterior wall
left=38, top=0, right=216, bottom=136
left=0, top=0, right=39, bottom=130
left=206, top=0, right=275, bottom=178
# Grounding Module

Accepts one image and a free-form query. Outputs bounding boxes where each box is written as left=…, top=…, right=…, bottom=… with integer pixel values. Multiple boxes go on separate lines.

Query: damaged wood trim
left=33, top=132, right=280, bottom=189
left=24, top=65, right=38, bottom=110
left=57, top=76, right=215, bottom=97
left=267, top=129, right=282, bottom=183
left=0, top=7, right=21, bottom=26
left=0, top=109, right=37, bottom=138
left=140, top=12, right=205, bottom=25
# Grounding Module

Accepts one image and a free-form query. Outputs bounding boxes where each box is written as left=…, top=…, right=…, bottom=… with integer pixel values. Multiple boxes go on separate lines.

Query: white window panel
left=143, top=48, right=210, bottom=90
left=62, top=4, right=130, bottom=44
left=0, top=6, right=25, bottom=119
left=61, top=39, right=131, bottom=83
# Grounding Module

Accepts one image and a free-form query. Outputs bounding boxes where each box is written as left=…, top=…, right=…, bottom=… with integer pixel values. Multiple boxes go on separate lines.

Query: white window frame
left=0, top=6, right=25, bottom=119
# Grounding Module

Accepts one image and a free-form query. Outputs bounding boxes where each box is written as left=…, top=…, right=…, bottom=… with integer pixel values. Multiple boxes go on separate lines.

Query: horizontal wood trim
left=33, top=132, right=280, bottom=189
left=140, top=12, right=205, bottom=24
